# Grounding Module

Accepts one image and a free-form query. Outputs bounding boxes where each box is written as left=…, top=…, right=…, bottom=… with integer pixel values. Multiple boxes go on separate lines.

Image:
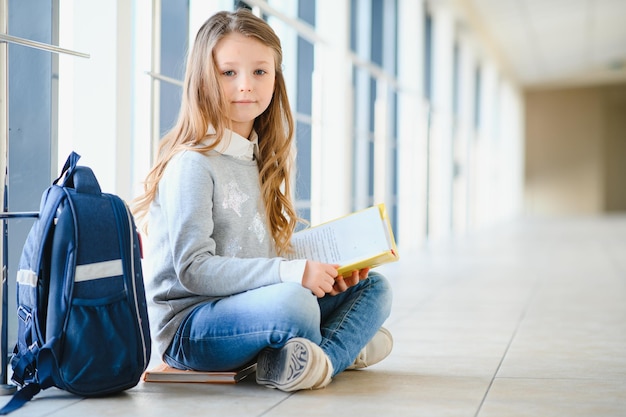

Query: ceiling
left=461, top=0, right=626, bottom=88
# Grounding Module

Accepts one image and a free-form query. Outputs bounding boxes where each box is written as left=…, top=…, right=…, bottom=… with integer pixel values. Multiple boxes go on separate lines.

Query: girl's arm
left=159, top=151, right=282, bottom=296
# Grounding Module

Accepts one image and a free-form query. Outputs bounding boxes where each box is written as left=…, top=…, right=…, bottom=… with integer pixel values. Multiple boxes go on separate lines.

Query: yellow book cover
left=289, top=203, right=400, bottom=277
left=142, top=363, right=256, bottom=384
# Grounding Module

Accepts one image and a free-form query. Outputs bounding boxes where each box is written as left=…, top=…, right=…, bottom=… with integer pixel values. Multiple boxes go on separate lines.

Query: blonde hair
left=132, top=8, right=297, bottom=255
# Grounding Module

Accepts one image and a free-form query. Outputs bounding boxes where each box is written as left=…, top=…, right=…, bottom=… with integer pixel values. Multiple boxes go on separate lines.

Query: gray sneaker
left=256, top=338, right=332, bottom=391
left=348, top=327, right=393, bottom=370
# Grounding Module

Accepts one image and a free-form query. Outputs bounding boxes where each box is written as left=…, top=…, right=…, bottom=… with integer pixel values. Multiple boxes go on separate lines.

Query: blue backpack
left=0, top=152, right=151, bottom=414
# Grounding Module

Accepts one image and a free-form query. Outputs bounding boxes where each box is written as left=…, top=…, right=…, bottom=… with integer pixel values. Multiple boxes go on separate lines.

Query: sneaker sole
left=256, top=338, right=313, bottom=391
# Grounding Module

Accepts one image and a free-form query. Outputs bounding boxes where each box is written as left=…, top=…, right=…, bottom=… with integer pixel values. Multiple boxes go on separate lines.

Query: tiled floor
left=2, top=215, right=626, bottom=416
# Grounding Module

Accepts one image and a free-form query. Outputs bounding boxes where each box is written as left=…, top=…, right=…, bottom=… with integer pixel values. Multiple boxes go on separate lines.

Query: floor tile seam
left=362, top=371, right=493, bottom=381
left=38, top=398, right=85, bottom=417
left=472, top=274, right=542, bottom=417
left=492, top=376, right=626, bottom=382
left=256, top=393, right=295, bottom=417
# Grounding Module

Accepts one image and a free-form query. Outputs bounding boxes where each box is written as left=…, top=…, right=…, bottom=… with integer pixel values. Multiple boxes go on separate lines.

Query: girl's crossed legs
left=164, top=272, right=392, bottom=377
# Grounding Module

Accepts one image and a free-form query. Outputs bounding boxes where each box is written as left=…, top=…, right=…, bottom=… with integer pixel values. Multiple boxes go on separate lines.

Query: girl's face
left=213, top=32, right=276, bottom=138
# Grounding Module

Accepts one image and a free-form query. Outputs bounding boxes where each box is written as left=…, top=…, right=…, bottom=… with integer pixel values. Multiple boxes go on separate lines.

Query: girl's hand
left=328, top=267, right=370, bottom=296
left=302, top=260, right=339, bottom=298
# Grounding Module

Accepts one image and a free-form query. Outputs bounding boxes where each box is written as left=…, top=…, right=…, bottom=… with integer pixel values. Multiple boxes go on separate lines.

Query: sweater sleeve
left=157, top=151, right=282, bottom=297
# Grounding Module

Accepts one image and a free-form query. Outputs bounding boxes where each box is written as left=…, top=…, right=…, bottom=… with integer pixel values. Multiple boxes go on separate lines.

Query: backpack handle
left=54, top=152, right=102, bottom=195
left=53, top=152, right=81, bottom=186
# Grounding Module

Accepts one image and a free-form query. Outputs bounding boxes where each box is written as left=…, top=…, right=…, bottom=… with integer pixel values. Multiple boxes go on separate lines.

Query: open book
left=142, top=362, right=256, bottom=384
left=289, top=203, right=399, bottom=277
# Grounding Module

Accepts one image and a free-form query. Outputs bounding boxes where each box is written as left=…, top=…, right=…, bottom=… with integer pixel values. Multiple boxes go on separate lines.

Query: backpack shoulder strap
left=0, top=383, right=41, bottom=415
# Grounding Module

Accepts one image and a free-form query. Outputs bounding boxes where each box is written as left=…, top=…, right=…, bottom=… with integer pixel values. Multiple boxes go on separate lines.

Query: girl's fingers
left=359, top=267, right=370, bottom=280
left=343, top=272, right=357, bottom=287
left=333, top=276, right=348, bottom=292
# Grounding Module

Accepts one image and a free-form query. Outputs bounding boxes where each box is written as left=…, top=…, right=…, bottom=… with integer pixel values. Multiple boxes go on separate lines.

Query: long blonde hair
left=132, top=9, right=297, bottom=255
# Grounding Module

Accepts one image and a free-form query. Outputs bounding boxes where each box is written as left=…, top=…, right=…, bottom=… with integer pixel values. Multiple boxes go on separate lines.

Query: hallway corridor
left=2, top=215, right=625, bottom=416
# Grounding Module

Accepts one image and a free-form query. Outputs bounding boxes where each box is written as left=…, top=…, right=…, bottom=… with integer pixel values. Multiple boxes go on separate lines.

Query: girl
left=133, top=8, right=393, bottom=392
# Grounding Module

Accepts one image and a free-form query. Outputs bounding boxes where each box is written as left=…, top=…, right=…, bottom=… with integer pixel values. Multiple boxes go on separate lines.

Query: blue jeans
left=164, top=271, right=393, bottom=376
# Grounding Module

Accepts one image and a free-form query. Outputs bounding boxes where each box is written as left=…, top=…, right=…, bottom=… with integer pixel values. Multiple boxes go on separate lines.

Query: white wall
left=58, top=0, right=134, bottom=201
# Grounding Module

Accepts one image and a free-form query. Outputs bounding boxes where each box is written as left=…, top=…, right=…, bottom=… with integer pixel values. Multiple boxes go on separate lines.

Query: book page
left=290, top=205, right=391, bottom=267
left=291, top=226, right=343, bottom=263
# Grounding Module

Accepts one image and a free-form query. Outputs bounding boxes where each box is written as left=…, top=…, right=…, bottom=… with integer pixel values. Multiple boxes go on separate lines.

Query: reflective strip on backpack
left=17, top=269, right=38, bottom=287
left=74, top=259, right=123, bottom=282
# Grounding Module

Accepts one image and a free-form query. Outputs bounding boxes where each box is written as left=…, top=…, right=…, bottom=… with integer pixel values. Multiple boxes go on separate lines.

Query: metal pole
left=0, top=33, right=89, bottom=58
left=0, top=192, right=17, bottom=395
left=0, top=0, right=16, bottom=395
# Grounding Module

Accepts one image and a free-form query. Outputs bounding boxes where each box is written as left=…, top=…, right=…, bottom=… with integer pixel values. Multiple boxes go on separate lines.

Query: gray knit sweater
left=145, top=144, right=285, bottom=357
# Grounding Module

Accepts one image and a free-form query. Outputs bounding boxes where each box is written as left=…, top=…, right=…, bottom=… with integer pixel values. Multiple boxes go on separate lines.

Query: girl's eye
left=254, top=69, right=267, bottom=76
left=223, top=70, right=235, bottom=76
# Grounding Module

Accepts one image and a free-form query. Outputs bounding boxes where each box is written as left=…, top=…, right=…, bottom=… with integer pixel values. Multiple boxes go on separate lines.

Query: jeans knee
left=367, top=272, right=393, bottom=316
left=276, top=283, right=318, bottom=310
left=270, top=283, right=321, bottom=336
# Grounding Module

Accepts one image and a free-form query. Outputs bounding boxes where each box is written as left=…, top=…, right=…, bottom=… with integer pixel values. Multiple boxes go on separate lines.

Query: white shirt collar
left=205, top=126, right=258, bottom=161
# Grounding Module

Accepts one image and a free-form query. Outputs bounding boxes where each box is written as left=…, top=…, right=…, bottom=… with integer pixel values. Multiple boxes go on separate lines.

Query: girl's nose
left=239, top=75, right=252, bottom=92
